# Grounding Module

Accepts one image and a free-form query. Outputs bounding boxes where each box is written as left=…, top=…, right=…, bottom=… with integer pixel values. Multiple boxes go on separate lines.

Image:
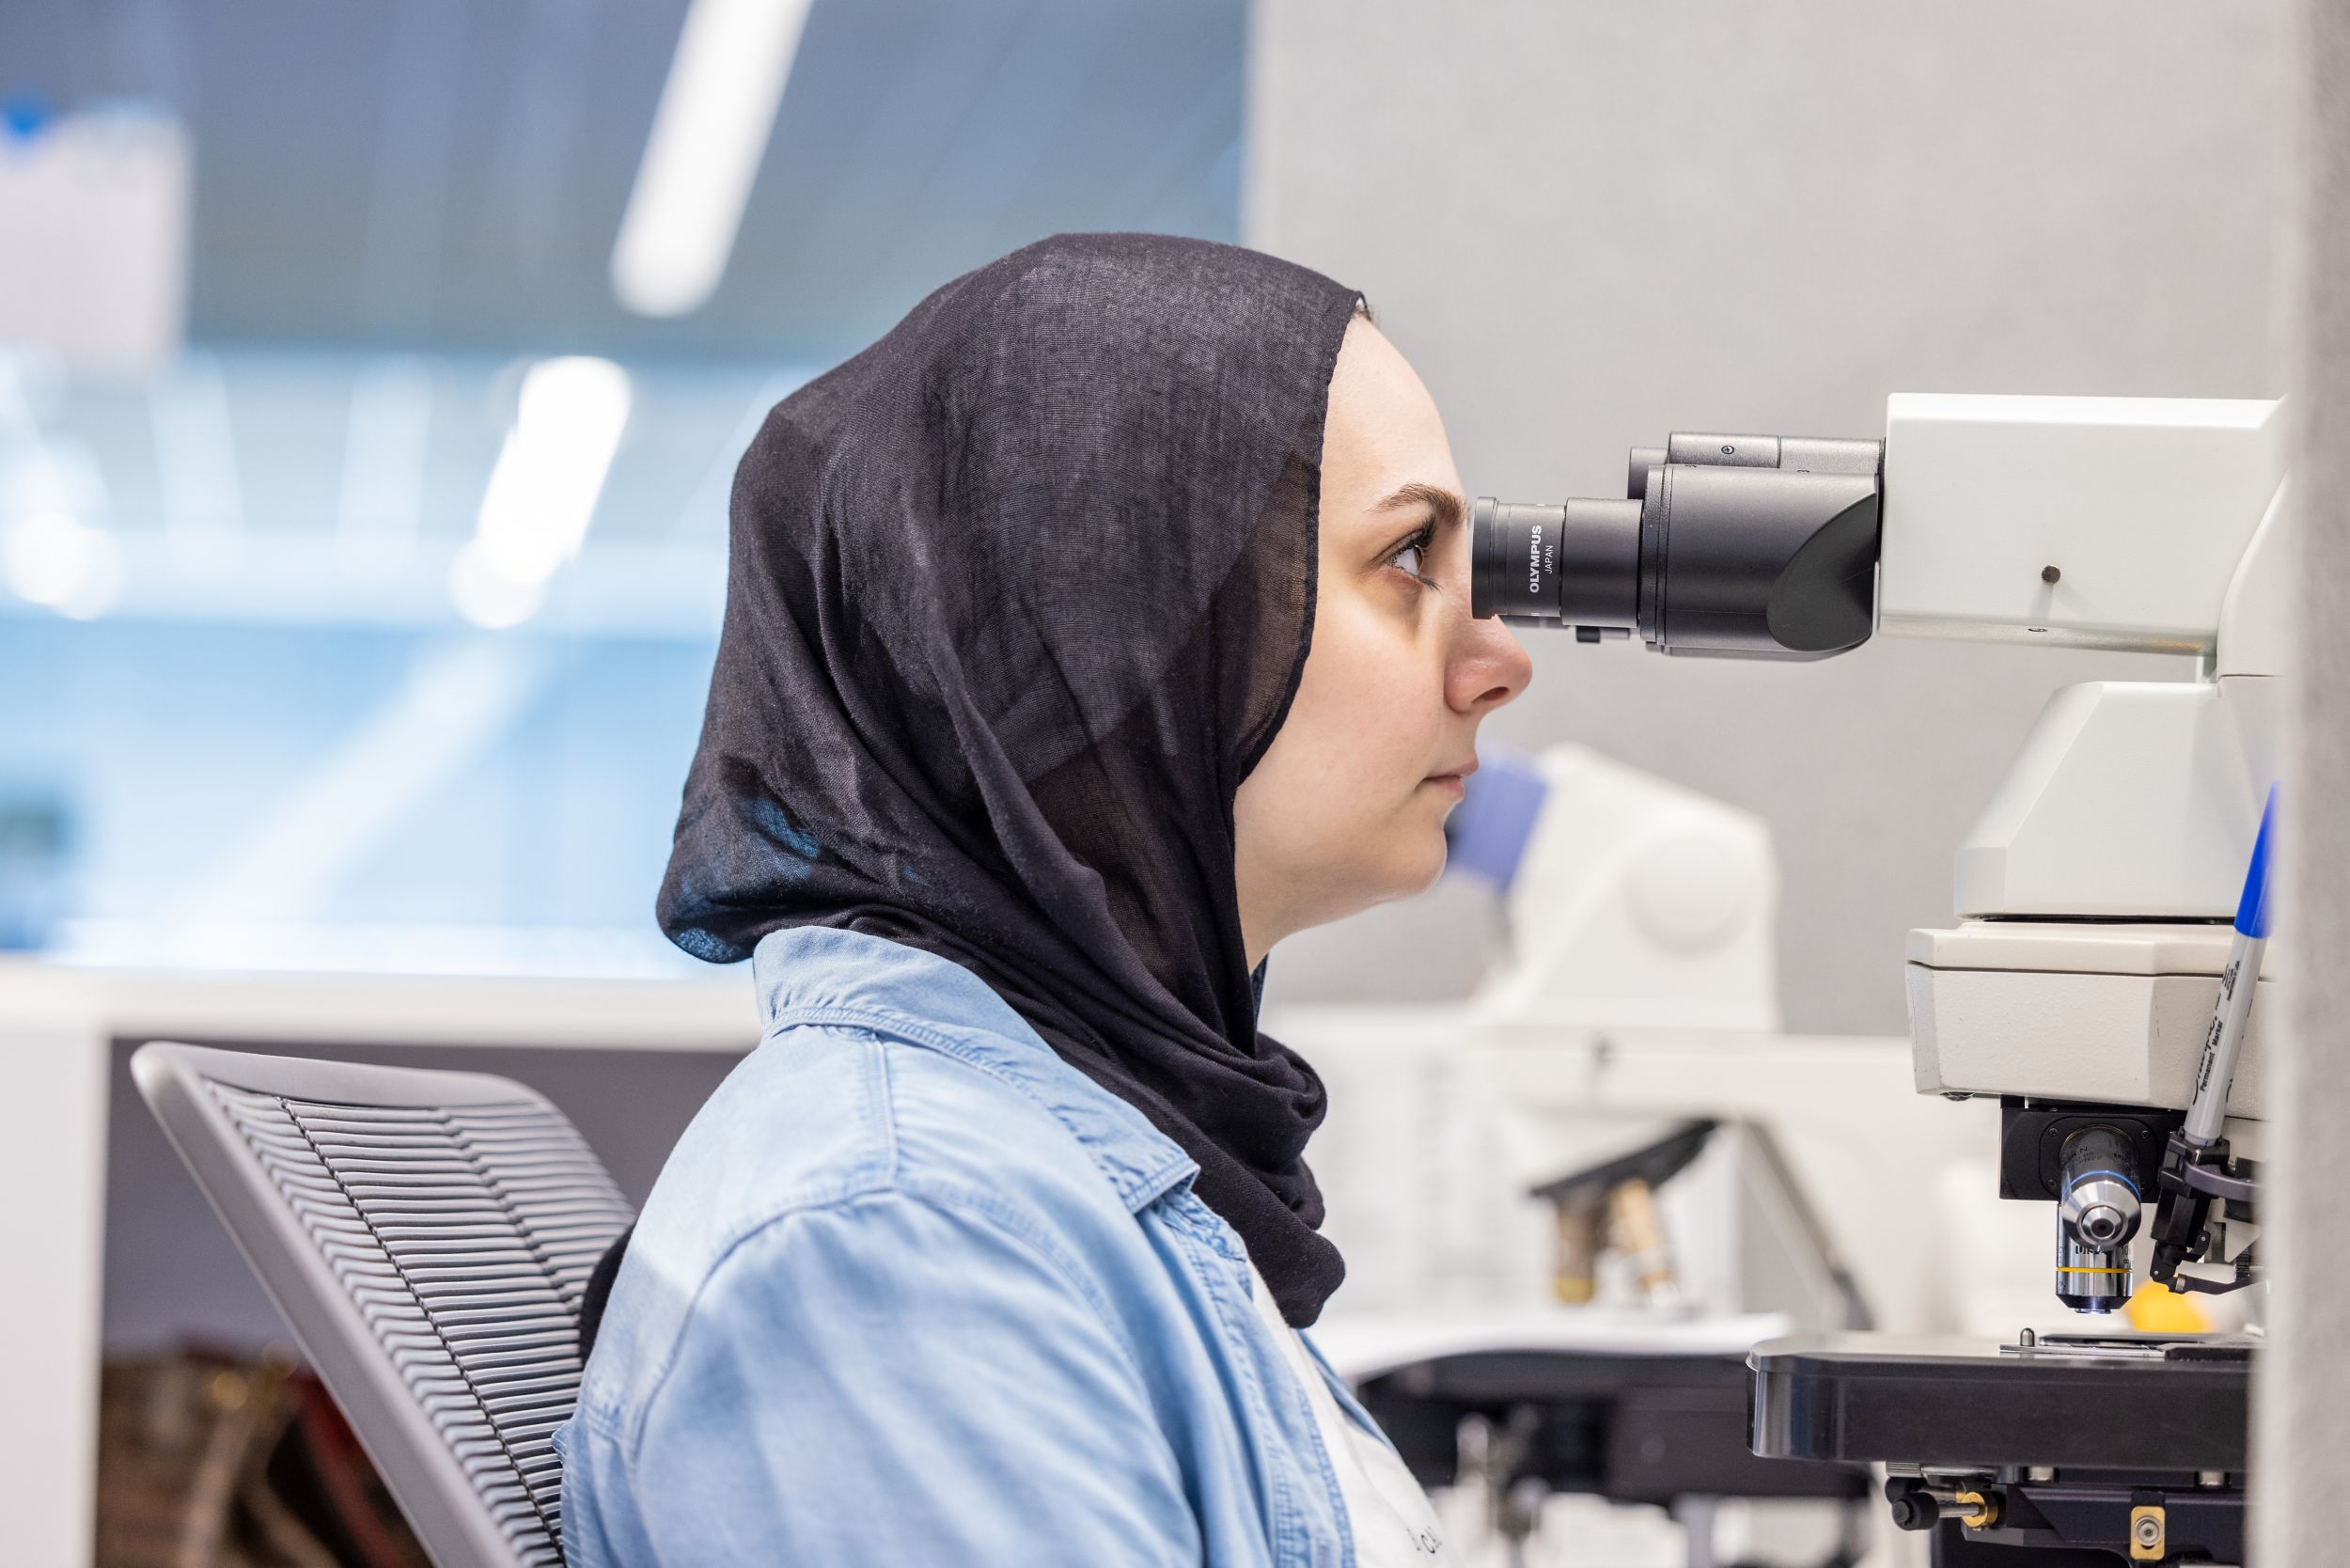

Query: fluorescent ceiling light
left=450, top=355, right=632, bottom=629
left=611, top=0, right=813, bottom=318
left=2, top=510, right=125, bottom=619
left=448, top=542, right=551, bottom=630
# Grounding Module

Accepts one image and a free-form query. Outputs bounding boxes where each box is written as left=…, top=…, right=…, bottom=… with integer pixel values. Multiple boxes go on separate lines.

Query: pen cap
left=2236, top=783, right=2280, bottom=938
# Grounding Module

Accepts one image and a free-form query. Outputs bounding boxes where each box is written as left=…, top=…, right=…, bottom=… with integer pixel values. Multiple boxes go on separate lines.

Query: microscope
left=1472, top=395, right=2286, bottom=1566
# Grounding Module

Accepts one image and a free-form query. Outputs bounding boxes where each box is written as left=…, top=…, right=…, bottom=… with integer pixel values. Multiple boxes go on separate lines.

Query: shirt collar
left=749, top=925, right=1199, bottom=1215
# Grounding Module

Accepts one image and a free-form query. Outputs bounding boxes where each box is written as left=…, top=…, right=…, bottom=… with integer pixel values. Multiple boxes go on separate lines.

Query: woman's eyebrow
left=1373, top=481, right=1465, bottom=531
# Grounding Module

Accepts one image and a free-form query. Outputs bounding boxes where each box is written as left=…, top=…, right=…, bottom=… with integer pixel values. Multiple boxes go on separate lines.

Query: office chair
left=132, top=1042, right=635, bottom=1568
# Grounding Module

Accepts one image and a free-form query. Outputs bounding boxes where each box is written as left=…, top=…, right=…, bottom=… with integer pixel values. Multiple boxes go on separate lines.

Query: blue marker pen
left=2182, top=784, right=2279, bottom=1149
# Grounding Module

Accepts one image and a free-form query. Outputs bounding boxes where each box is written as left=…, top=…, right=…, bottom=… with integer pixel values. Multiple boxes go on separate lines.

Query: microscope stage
left=1749, top=1331, right=2249, bottom=1472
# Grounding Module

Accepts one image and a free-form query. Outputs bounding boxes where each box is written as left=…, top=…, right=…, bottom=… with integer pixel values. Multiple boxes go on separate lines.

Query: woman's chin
left=1308, top=808, right=1452, bottom=918
left=1392, top=820, right=1452, bottom=899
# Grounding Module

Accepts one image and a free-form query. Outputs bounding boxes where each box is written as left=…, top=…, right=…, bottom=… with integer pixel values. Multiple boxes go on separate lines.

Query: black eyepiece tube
left=1470, top=498, right=1565, bottom=622
left=1470, top=431, right=1885, bottom=660
left=1469, top=497, right=1642, bottom=631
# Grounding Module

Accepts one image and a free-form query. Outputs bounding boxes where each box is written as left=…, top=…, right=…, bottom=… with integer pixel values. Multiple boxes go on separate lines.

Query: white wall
left=1245, top=0, right=2294, bottom=1033
left=2256, top=0, right=2350, bottom=1556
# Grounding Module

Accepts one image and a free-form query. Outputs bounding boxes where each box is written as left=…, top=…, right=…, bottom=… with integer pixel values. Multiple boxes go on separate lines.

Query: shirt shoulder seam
left=619, top=1179, right=1147, bottom=1459
left=768, top=1002, right=1195, bottom=1212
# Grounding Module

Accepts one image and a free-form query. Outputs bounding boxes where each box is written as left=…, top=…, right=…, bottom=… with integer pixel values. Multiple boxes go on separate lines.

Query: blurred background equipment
left=96, top=1349, right=429, bottom=1568
left=0, top=785, right=73, bottom=949
left=0, top=101, right=191, bottom=378
left=1528, top=1121, right=1716, bottom=1309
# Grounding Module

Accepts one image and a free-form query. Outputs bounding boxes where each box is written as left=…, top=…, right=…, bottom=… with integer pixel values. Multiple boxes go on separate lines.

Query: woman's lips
left=1423, top=758, right=1478, bottom=795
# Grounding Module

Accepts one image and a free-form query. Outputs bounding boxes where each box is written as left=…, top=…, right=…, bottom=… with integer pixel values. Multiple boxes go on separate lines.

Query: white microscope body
left=1881, top=395, right=2288, bottom=1306
left=1887, top=395, right=2288, bottom=1082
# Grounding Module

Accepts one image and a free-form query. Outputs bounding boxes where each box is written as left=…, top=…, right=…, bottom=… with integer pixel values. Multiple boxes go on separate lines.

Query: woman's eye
left=1386, top=525, right=1435, bottom=583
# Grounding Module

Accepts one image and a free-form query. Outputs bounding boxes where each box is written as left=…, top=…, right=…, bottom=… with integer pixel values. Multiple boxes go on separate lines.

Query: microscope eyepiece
left=1470, top=432, right=1885, bottom=659
left=1468, top=497, right=1641, bottom=634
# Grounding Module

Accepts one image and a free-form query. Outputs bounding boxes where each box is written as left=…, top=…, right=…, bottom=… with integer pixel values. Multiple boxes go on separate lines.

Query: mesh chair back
left=133, top=1043, right=636, bottom=1568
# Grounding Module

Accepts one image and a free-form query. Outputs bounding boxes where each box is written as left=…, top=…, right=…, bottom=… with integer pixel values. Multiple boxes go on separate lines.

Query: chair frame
left=133, top=1040, right=599, bottom=1568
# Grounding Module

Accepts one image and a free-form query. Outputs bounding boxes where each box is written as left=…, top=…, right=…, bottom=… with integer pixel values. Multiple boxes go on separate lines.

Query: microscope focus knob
left=1883, top=1478, right=1939, bottom=1531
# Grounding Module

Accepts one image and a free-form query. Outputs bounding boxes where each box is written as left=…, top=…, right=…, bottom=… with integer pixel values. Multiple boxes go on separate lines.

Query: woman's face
left=1233, top=318, right=1532, bottom=967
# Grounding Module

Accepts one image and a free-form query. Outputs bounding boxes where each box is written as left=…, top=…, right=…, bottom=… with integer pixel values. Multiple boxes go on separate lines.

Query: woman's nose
left=1449, top=613, right=1533, bottom=714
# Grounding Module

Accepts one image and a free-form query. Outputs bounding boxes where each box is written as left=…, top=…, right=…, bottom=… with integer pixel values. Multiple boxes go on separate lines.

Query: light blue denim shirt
left=554, top=924, right=1393, bottom=1567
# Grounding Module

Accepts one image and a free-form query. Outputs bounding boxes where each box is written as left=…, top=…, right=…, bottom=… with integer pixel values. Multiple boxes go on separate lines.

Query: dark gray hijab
left=604, top=234, right=1360, bottom=1339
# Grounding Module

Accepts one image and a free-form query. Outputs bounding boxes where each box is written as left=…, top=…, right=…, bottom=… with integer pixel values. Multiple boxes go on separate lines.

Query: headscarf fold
left=650, top=232, right=1359, bottom=1327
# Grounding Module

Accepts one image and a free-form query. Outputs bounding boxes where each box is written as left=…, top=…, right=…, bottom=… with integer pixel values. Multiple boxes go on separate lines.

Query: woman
left=556, top=233, right=1531, bottom=1566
